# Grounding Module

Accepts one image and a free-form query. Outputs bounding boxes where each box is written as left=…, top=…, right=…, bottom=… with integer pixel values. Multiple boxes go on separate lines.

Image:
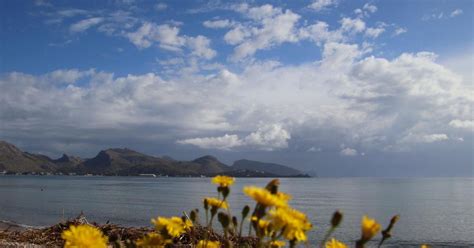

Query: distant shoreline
left=0, top=173, right=311, bottom=178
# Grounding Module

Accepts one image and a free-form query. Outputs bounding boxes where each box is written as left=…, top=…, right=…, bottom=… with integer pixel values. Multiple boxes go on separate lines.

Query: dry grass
left=0, top=214, right=258, bottom=247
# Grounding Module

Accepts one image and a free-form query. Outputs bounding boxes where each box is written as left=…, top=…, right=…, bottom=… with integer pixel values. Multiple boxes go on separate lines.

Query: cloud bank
left=1, top=42, right=471, bottom=154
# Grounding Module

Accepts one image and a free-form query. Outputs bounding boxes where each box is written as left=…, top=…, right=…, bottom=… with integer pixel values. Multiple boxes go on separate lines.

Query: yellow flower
left=135, top=232, right=165, bottom=248
left=361, top=215, right=381, bottom=241
left=151, top=216, right=192, bottom=238
left=211, top=175, right=235, bottom=187
left=258, top=218, right=271, bottom=229
left=243, top=186, right=287, bottom=207
left=325, top=238, right=348, bottom=248
left=196, top=240, right=221, bottom=248
left=61, top=224, right=108, bottom=248
left=270, top=240, right=286, bottom=247
left=276, top=192, right=292, bottom=202
left=204, top=197, right=228, bottom=209
left=421, top=245, right=430, bottom=248
left=268, top=207, right=312, bottom=242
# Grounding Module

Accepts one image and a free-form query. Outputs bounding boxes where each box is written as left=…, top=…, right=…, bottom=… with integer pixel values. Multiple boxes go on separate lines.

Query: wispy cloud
left=70, top=17, right=104, bottom=33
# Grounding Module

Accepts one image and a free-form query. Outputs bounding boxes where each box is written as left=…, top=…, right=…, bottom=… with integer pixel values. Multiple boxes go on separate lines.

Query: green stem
left=320, top=226, right=335, bottom=248
left=239, top=216, right=245, bottom=238
left=377, top=237, right=386, bottom=248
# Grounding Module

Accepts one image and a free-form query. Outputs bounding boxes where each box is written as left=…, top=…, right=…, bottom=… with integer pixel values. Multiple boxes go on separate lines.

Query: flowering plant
left=60, top=176, right=427, bottom=248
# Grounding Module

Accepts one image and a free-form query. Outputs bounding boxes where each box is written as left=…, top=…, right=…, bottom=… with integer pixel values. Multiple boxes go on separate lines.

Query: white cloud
left=126, top=22, right=216, bottom=59
left=224, top=25, right=250, bottom=45
left=450, top=9, right=463, bottom=18
left=70, top=17, right=104, bottom=33
left=46, top=69, right=95, bottom=84
left=203, top=19, right=234, bottom=29
left=126, top=23, right=186, bottom=50
left=354, top=3, right=377, bottom=17
left=177, top=134, right=242, bottom=150
left=187, top=35, right=217, bottom=59
left=177, top=124, right=290, bottom=151
left=155, top=3, right=167, bottom=11
left=224, top=4, right=301, bottom=60
left=363, top=3, right=377, bottom=14
left=400, top=133, right=449, bottom=144
left=365, top=27, right=385, bottom=38
left=449, top=119, right=474, bottom=129
left=423, top=9, right=463, bottom=21
left=393, top=27, right=407, bottom=36
left=299, top=21, right=344, bottom=45
left=340, top=147, right=358, bottom=156
left=1, top=43, right=471, bottom=154
left=307, top=147, right=322, bottom=152
left=423, top=134, right=449, bottom=143
left=340, top=17, right=366, bottom=33
left=243, top=124, right=291, bottom=150
left=308, top=0, right=338, bottom=11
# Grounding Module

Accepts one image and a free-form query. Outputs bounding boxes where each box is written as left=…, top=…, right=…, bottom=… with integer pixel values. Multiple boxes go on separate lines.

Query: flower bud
left=265, top=179, right=280, bottom=194
left=242, top=205, right=250, bottom=219
left=232, top=216, right=238, bottom=228
left=390, top=215, right=399, bottom=225
left=218, top=212, right=230, bottom=229
left=190, top=210, right=198, bottom=223
left=331, top=210, right=343, bottom=228
left=221, top=186, right=230, bottom=199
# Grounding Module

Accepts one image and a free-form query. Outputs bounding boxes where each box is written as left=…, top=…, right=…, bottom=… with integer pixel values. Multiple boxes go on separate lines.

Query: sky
left=0, top=0, right=472, bottom=177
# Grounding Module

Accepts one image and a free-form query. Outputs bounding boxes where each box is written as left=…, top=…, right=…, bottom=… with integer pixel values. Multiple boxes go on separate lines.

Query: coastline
left=0, top=220, right=34, bottom=232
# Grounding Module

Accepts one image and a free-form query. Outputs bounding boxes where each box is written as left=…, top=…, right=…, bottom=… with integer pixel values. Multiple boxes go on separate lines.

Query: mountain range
left=0, top=140, right=309, bottom=177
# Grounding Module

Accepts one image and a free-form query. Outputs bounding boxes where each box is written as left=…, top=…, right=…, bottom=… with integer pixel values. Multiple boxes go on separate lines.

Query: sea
left=0, top=176, right=472, bottom=247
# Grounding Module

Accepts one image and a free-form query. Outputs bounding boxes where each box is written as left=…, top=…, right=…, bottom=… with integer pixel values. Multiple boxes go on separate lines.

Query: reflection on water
left=0, top=176, right=472, bottom=247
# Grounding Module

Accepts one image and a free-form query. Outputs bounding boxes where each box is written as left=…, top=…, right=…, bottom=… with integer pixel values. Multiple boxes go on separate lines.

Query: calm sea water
left=0, top=176, right=472, bottom=247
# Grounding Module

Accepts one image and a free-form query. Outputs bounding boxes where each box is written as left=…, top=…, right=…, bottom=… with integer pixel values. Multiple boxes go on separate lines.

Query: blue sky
left=0, top=0, right=472, bottom=176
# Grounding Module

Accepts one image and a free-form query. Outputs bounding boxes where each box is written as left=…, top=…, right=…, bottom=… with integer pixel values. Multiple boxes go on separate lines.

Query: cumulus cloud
left=340, top=17, right=366, bottom=33
left=200, top=3, right=388, bottom=60
left=354, top=3, right=377, bottom=17
left=177, top=134, right=242, bottom=150
left=308, top=0, right=338, bottom=11
left=70, top=17, right=104, bottom=33
left=177, top=124, right=290, bottom=151
left=223, top=4, right=301, bottom=60
left=450, top=9, right=463, bottom=18
left=400, top=133, right=449, bottom=144
left=126, top=22, right=216, bottom=59
left=0, top=41, right=471, bottom=155
left=203, top=19, right=234, bottom=29
left=46, top=69, right=95, bottom=84
left=299, top=21, right=344, bottom=45
left=126, top=22, right=185, bottom=50
left=365, top=27, right=385, bottom=38
left=449, top=119, right=474, bottom=129
left=187, top=35, right=217, bottom=59
left=363, top=3, right=377, bottom=14
left=340, top=147, right=358, bottom=156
